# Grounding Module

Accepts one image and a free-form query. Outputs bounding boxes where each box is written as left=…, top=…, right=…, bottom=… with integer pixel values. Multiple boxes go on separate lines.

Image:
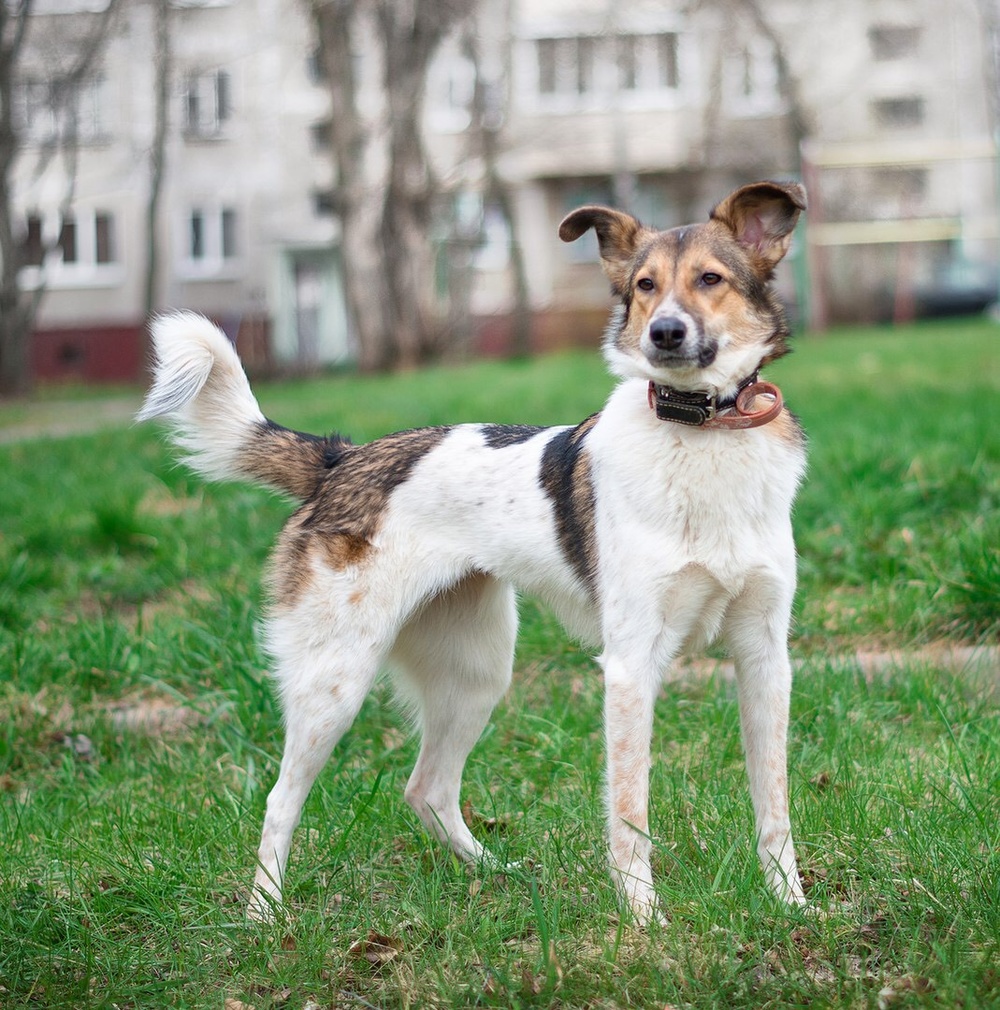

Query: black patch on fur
left=480, top=423, right=546, bottom=449
left=300, top=426, right=452, bottom=544
left=538, top=415, right=600, bottom=593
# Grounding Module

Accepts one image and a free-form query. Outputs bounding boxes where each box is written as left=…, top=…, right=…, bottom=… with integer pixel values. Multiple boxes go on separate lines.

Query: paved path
left=0, top=395, right=140, bottom=444
left=673, top=642, right=1000, bottom=681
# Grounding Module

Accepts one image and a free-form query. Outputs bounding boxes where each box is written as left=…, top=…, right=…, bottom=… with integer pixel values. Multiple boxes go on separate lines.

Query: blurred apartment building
left=10, top=0, right=998, bottom=380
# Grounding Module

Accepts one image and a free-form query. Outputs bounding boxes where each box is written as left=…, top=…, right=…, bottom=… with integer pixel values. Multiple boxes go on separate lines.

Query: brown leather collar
left=647, top=372, right=784, bottom=429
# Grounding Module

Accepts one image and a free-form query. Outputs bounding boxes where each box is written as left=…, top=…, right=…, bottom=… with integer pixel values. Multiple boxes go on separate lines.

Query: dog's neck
left=648, top=371, right=758, bottom=426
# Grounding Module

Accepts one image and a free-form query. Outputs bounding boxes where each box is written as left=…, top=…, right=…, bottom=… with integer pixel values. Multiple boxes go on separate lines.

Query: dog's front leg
left=725, top=586, right=805, bottom=906
left=602, top=652, right=662, bottom=924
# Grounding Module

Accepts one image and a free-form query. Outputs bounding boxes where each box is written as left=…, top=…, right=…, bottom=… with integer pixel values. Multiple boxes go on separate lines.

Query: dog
left=138, top=180, right=808, bottom=924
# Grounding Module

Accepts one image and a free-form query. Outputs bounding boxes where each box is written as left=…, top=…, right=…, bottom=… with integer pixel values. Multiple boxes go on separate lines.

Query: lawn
left=0, top=317, right=998, bottom=1008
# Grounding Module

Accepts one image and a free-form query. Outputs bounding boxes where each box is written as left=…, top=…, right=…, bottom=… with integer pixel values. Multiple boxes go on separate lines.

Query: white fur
left=142, top=290, right=807, bottom=926
left=136, top=312, right=267, bottom=484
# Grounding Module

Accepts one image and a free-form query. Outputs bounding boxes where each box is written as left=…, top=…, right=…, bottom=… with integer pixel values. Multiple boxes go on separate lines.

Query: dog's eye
left=701, top=272, right=723, bottom=286
left=636, top=277, right=655, bottom=292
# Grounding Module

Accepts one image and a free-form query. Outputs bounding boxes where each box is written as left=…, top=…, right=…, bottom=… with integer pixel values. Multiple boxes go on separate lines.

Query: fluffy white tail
left=138, top=312, right=334, bottom=499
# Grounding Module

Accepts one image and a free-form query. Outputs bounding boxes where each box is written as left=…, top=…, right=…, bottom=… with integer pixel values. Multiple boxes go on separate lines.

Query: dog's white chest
left=589, top=381, right=804, bottom=583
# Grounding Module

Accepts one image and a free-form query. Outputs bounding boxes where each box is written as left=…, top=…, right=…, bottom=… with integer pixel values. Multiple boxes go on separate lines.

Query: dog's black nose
left=648, top=316, right=687, bottom=351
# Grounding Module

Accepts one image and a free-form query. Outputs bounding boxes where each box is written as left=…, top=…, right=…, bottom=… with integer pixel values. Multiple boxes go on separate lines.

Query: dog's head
left=559, top=181, right=806, bottom=395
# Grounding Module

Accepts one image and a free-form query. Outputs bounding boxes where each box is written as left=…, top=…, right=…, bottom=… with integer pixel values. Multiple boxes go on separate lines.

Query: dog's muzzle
left=644, top=315, right=717, bottom=368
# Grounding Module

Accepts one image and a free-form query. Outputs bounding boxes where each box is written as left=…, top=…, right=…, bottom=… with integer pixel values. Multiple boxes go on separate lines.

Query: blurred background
left=1, top=0, right=998, bottom=390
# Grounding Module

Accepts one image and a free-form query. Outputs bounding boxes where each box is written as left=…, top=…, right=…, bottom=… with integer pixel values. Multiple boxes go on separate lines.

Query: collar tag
left=653, top=395, right=714, bottom=426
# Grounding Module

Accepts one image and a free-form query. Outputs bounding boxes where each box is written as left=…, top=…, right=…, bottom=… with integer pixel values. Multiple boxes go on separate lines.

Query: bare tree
left=696, top=0, right=812, bottom=174
left=0, top=1, right=34, bottom=394
left=143, top=0, right=171, bottom=321
left=463, top=6, right=531, bottom=357
left=734, top=0, right=811, bottom=169
left=310, top=0, right=472, bottom=371
left=0, top=0, right=121, bottom=394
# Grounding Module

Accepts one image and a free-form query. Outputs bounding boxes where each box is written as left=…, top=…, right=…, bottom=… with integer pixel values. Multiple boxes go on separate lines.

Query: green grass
left=1, top=317, right=998, bottom=1008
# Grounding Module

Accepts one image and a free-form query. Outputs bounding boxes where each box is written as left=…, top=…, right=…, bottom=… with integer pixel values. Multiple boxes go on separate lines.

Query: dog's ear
left=559, top=205, right=644, bottom=295
left=710, top=181, right=807, bottom=271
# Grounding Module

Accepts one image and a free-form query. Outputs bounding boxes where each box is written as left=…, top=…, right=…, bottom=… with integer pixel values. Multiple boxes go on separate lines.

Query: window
left=221, top=208, right=237, bottom=259
left=73, top=76, right=111, bottom=142
left=869, top=25, right=921, bottom=61
left=723, top=39, right=782, bottom=116
left=22, top=214, right=45, bottom=267
left=534, top=32, right=680, bottom=103
left=183, top=69, right=232, bottom=137
left=537, top=38, right=559, bottom=94
left=873, top=96, right=924, bottom=128
left=17, top=208, right=119, bottom=285
left=190, top=210, right=205, bottom=259
left=95, top=213, right=115, bottom=264
left=12, top=76, right=110, bottom=144
left=617, top=33, right=679, bottom=91
left=58, top=216, right=77, bottom=263
left=181, top=206, right=239, bottom=275
left=536, top=37, right=594, bottom=96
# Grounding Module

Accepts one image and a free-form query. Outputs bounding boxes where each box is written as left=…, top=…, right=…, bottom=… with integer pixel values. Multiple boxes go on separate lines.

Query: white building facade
left=9, top=0, right=998, bottom=380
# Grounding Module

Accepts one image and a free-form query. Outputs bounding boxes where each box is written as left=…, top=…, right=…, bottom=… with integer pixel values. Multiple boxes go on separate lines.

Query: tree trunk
left=465, top=6, right=531, bottom=357
left=0, top=0, right=32, bottom=393
left=0, top=0, right=121, bottom=393
left=311, top=0, right=469, bottom=371
left=143, top=0, right=171, bottom=322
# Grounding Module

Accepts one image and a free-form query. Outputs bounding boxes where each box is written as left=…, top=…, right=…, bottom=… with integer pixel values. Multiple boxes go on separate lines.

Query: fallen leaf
left=520, top=963, right=542, bottom=996
left=461, top=799, right=509, bottom=833
left=348, top=930, right=403, bottom=966
left=878, top=976, right=933, bottom=1008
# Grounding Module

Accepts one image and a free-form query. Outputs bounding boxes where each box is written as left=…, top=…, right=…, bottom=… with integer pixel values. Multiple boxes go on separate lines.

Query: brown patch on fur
left=267, top=426, right=451, bottom=609
left=322, top=533, right=370, bottom=570
left=243, top=422, right=348, bottom=500
left=766, top=406, right=806, bottom=447
left=267, top=517, right=317, bottom=609
left=538, top=414, right=600, bottom=594
left=559, top=206, right=657, bottom=296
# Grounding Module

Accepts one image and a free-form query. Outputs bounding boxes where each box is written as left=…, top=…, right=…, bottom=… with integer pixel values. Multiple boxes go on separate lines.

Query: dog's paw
left=626, top=887, right=666, bottom=928
left=246, top=892, right=278, bottom=924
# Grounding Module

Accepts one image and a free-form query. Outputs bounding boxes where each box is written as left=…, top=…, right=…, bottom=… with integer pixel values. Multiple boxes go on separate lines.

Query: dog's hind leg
left=249, top=612, right=383, bottom=921
left=390, top=572, right=517, bottom=864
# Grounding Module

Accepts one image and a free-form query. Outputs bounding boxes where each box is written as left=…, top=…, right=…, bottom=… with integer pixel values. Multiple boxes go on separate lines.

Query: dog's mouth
left=642, top=339, right=718, bottom=371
